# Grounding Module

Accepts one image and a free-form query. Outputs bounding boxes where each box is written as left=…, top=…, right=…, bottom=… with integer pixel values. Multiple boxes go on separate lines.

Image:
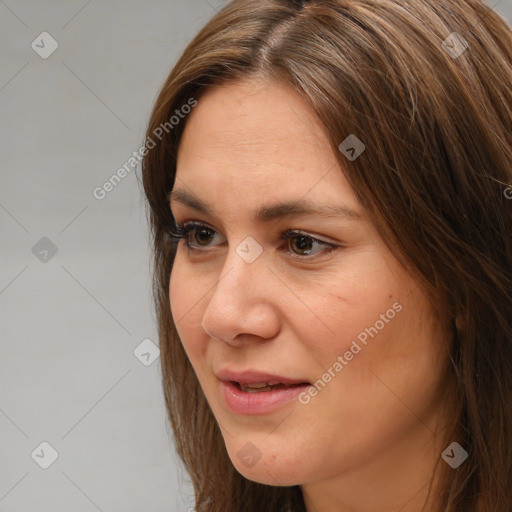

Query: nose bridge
left=201, top=237, right=279, bottom=343
left=209, top=236, right=266, bottom=311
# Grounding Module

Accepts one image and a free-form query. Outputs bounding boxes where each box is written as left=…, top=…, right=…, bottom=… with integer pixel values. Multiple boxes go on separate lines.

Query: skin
left=169, top=77, right=455, bottom=512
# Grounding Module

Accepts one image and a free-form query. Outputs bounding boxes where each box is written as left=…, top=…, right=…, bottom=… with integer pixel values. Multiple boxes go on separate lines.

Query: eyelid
left=172, top=219, right=336, bottom=245
left=169, top=219, right=340, bottom=259
left=173, top=219, right=338, bottom=242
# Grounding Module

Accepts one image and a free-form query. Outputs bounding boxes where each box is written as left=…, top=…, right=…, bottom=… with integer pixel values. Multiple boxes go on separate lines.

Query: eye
left=172, top=221, right=218, bottom=248
left=281, top=231, right=336, bottom=258
left=169, top=220, right=339, bottom=259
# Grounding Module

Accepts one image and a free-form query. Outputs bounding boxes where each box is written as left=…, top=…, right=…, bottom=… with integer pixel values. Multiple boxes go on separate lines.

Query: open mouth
left=232, top=381, right=310, bottom=393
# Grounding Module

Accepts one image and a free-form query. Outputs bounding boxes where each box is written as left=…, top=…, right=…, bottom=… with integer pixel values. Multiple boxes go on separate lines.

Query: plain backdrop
left=1, top=1, right=511, bottom=511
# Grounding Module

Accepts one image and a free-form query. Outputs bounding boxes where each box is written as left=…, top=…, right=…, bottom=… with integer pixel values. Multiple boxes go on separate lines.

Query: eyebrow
left=168, top=189, right=363, bottom=222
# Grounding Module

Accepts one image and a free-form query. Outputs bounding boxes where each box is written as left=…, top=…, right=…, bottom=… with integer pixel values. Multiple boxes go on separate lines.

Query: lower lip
left=220, top=380, right=311, bottom=415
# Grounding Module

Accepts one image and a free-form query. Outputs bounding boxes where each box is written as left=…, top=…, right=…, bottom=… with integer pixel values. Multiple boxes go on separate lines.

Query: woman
left=141, top=0, right=512, bottom=510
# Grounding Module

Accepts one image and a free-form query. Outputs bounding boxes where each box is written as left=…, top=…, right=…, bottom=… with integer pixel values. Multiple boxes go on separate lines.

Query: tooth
left=241, top=385, right=273, bottom=392
left=237, top=381, right=306, bottom=392
left=240, top=382, right=270, bottom=389
left=240, top=382, right=274, bottom=392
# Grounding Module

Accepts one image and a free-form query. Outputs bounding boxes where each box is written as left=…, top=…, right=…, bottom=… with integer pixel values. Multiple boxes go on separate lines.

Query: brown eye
left=171, top=221, right=339, bottom=260
left=170, top=221, right=224, bottom=249
left=193, top=227, right=215, bottom=246
left=289, top=235, right=314, bottom=256
left=281, top=231, right=336, bottom=259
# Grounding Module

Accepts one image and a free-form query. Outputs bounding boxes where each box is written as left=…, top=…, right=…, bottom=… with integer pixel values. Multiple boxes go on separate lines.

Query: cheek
left=306, top=274, right=401, bottom=361
left=169, top=264, right=203, bottom=360
left=316, top=279, right=444, bottom=408
left=304, top=263, right=438, bottom=404
left=168, top=267, right=182, bottom=326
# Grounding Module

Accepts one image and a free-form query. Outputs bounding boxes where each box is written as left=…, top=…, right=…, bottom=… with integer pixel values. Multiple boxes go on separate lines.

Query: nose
left=200, top=244, right=281, bottom=346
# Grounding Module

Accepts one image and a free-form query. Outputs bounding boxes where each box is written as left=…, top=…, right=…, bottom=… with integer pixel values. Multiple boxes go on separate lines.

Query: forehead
left=177, top=79, right=330, bottom=168
left=174, top=79, right=362, bottom=220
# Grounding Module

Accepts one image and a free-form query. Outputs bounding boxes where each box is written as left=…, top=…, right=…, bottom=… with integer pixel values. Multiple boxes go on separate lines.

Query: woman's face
left=169, top=78, right=452, bottom=497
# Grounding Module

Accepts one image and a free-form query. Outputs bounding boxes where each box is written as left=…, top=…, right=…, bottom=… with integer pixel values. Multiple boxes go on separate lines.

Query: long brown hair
left=141, top=1, right=512, bottom=510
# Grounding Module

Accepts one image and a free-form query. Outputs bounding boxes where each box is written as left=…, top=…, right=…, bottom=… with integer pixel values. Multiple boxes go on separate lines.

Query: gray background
left=1, top=1, right=511, bottom=511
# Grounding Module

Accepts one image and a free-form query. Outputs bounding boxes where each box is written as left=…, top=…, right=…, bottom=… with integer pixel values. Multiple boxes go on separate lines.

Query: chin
left=225, top=438, right=307, bottom=486
left=233, top=461, right=302, bottom=487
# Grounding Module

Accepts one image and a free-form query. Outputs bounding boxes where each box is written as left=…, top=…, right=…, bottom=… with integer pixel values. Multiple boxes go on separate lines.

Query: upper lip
left=216, top=368, right=310, bottom=386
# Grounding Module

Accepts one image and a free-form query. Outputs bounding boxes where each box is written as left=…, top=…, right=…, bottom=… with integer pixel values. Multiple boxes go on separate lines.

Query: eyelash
left=168, top=220, right=339, bottom=260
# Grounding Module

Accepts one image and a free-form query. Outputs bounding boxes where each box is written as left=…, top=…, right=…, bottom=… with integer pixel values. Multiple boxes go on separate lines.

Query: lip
left=216, top=368, right=311, bottom=415
left=216, top=368, right=310, bottom=387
